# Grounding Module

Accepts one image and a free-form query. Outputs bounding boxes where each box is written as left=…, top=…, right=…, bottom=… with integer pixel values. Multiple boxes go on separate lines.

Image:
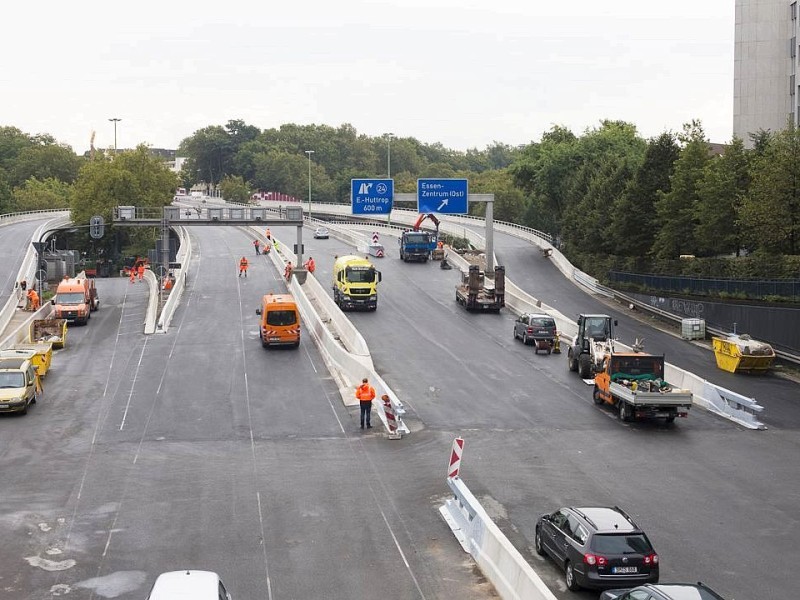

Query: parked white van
left=146, top=570, right=231, bottom=600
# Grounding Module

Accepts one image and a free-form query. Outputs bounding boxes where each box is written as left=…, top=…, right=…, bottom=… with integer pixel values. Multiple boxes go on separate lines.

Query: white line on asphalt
left=118, top=338, right=148, bottom=430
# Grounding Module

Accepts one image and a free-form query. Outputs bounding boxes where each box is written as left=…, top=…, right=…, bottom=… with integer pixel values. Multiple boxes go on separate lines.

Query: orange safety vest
left=240, top=258, right=249, bottom=269
left=356, top=384, right=375, bottom=402
left=305, top=259, right=315, bottom=273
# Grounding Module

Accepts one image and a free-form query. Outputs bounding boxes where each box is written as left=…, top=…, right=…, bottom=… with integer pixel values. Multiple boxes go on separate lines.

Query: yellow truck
left=0, top=357, right=42, bottom=415
left=332, top=255, right=381, bottom=311
left=0, top=343, right=53, bottom=377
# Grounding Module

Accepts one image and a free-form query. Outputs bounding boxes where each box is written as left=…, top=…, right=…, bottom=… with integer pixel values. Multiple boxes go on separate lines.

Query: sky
left=3, top=0, right=734, bottom=155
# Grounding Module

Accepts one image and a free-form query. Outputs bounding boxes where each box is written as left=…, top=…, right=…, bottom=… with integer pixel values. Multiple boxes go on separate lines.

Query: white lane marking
left=118, top=338, right=148, bottom=431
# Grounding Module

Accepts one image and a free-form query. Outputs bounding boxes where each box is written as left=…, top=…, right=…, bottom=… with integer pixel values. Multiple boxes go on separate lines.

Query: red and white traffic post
left=448, top=437, right=464, bottom=479
left=381, top=394, right=402, bottom=439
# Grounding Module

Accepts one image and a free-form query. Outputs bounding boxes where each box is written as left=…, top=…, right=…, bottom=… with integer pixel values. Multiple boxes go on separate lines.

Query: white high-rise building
left=733, top=0, right=799, bottom=145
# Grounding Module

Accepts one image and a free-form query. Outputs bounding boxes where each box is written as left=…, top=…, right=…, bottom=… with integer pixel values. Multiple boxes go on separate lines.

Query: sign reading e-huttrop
left=351, top=179, right=394, bottom=215
left=417, top=178, right=468, bottom=214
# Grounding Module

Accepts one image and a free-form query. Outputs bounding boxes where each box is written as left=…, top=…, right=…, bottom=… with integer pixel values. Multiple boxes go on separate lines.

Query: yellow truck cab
left=0, top=357, right=41, bottom=415
left=52, top=275, right=99, bottom=325
left=332, top=255, right=381, bottom=311
left=256, top=294, right=301, bottom=348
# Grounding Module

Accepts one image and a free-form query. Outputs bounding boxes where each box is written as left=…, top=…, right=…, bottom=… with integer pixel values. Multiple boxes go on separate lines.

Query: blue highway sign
left=351, top=179, right=394, bottom=215
left=417, top=179, right=468, bottom=214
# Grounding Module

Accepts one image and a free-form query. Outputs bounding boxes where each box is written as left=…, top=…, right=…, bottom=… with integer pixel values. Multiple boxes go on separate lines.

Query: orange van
left=255, top=294, right=300, bottom=348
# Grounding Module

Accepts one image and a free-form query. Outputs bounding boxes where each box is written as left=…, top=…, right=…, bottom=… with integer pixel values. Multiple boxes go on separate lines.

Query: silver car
left=313, top=226, right=329, bottom=239
left=513, top=313, right=556, bottom=346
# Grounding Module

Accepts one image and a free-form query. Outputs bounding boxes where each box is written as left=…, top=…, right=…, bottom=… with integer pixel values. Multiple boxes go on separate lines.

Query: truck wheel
left=568, top=350, right=578, bottom=372
left=665, top=415, right=676, bottom=424
left=578, top=355, right=592, bottom=378
left=593, top=386, right=604, bottom=405
left=619, top=402, right=631, bottom=422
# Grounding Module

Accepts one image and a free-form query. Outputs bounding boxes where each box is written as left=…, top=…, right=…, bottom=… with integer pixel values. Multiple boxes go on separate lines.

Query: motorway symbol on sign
left=352, top=179, right=394, bottom=215
left=417, top=179, right=468, bottom=214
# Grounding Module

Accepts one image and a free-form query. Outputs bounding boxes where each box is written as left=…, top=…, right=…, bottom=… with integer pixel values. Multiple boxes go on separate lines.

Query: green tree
left=0, top=126, right=34, bottom=174
left=694, top=138, right=749, bottom=256
left=652, top=121, right=710, bottom=259
left=468, top=169, right=527, bottom=223
left=70, top=145, right=177, bottom=226
left=610, top=132, right=680, bottom=256
left=12, top=177, right=71, bottom=211
left=219, top=174, right=250, bottom=203
left=0, top=170, right=14, bottom=214
left=740, top=124, right=800, bottom=254
left=11, top=143, right=81, bottom=187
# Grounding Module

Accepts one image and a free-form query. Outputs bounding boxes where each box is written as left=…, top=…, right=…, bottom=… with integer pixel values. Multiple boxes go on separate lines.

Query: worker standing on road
left=137, top=263, right=145, bottom=281
left=239, top=256, right=249, bottom=277
left=284, top=261, right=293, bottom=282
left=356, top=377, right=376, bottom=429
left=303, top=256, right=315, bottom=274
left=265, top=228, right=271, bottom=241
left=129, top=266, right=136, bottom=283
left=253, top=239, right=261, bottom=255
left=27, top=288, right=40, bottom=311
left=274, top=239, right=280, bottom=253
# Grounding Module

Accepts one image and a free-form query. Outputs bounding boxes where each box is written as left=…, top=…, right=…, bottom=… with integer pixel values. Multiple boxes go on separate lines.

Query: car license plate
left=612, top=566, right=638, bottom=574
left=0, top=404, right=8, bottom=408
left=269, top=337, right=281, bottom=342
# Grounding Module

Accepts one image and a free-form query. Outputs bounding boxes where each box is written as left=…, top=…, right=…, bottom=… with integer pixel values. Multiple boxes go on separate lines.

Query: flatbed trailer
left=593, top=353, right=692, bottom=423
left=455, top=265, right=505, bottom=312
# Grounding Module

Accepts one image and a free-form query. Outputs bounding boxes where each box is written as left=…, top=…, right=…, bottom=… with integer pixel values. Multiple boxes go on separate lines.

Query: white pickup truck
left=593, top=353, right=693, bottom=423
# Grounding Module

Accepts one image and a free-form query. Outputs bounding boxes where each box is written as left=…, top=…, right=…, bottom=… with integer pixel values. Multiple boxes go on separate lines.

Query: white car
left=313, top=226, right=329, bottom=239
left=147, top=570, right=231, bottom=600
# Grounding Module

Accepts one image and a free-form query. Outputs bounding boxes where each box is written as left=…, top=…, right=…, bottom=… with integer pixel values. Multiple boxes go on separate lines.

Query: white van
left=147, top=570, right=231, bottom=600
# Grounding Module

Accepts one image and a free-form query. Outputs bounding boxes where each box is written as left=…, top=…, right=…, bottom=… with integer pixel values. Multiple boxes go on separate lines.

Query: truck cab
left=332, top=255, right=381, bottom=311
left=0, top=357, right=41, bottom=415
left=399, top=230, right=435, bottom=262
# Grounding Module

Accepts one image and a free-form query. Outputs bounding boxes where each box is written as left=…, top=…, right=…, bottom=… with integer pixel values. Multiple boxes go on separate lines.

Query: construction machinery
left=567, top=314, right=617, bottom=379
left=399, top=213, right=441, bottom=262
left=455, top=265, right=505, bottom=312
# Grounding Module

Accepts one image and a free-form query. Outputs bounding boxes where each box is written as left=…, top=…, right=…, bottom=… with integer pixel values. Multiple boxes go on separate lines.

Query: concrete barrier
left=440, top=476, right=557, bottom=600
left=156, top=226, right=191, bottom=333
left=0, top=304, right=54, bottom=350
left=260, top=230, right=408, bottom=434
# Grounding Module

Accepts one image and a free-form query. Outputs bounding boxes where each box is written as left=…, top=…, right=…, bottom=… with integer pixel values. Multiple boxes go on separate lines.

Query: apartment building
left=733, top=0, right=799, bottom=145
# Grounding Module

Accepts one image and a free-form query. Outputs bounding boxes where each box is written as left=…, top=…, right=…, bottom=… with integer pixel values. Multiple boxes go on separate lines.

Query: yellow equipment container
left=0, top=342, right=53, bottom=377
left=712, top=334, right=775, bottom=374
left=30, top=318, right=68, bottom=349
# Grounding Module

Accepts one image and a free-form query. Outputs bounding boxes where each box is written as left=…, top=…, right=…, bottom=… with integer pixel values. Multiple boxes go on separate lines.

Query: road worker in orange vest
left=137, top=263, right=145, bottom=281
left=284, top=261, right=293, bottom=282
left=239, top=256, right=249, bottom=277
left=355, top=377, right=376, bottom=429
left=303, top=256, right=315, bottom=274
left=265, top=228, right=271, bottom=241
left=26, top=288, right=40, bottom=311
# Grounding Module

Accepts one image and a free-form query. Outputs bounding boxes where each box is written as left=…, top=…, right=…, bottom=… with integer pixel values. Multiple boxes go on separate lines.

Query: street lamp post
left=385, top=132, right=394, bottom=226
left=305, top=150, right=314, bottom=221
left=385, top=132, right=394, bottom=178
left=108, top=118, right=121, bottom=155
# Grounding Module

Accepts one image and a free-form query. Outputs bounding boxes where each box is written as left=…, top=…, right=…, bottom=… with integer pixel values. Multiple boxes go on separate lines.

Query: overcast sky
left=3, top=0, right=734, bottom=154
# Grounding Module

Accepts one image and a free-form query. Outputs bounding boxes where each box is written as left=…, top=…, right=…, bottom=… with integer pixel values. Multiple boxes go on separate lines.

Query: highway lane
left=0, top=224, right=492, bottom=600
left=481, top=225, right=800, bottom=430
left=292, top=225, right=799, bottom=600
left=0, top=218, right=45, bottom=310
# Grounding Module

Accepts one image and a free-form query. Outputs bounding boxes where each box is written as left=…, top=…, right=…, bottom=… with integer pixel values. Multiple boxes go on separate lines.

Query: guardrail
left=0, top=213, right=71, bottom=341
left=440, top=474, right=557, bottom=600
left=0, top=209, right=71, bottom=226
left=156, top=226, right=191, bottom=333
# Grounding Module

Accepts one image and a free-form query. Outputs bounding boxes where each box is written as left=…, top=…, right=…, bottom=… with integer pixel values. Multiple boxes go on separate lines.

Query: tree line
left=2, top=119, right=799, bottom=281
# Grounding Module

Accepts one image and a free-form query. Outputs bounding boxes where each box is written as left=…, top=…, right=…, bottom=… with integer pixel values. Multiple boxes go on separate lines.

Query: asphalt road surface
left=0, top=218, right=46, bottom=311
left=288, top=223, right=798, bottom=600
left=3, top=218, right=797, bottom=600
left=0, top=224, right=493, bottom=600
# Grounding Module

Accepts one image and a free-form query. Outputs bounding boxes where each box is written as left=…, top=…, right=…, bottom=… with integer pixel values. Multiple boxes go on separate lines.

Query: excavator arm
left=412, top=213, right=440, bottom=231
